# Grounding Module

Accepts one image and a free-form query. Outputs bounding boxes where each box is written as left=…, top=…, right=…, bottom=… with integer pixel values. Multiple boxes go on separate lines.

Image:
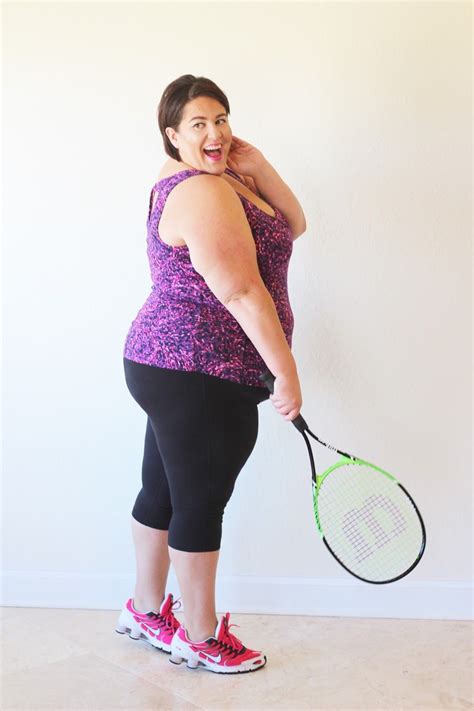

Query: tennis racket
left=259, top=369, right=426, bottom=584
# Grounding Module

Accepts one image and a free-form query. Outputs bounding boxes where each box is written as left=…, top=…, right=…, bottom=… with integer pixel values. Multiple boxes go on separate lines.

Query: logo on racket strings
left=342, top=494, right=407, bottom=563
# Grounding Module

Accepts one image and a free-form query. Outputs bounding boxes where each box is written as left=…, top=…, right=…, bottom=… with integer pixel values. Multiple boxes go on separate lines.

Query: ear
left=165, top=127, right=178, bottom=149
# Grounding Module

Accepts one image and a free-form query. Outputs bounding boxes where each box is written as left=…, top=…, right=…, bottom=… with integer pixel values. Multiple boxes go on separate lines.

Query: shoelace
left=215, top=614, right=247, bottom=658
left=161, top=597, right=181, bottom=632
left=167, top=597, right=182, bottom=632
left=146, top=597, right=182, bottom=632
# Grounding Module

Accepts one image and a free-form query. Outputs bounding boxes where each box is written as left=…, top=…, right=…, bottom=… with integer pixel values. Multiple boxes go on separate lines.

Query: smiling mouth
left=203, top=145, right=223, bottom=159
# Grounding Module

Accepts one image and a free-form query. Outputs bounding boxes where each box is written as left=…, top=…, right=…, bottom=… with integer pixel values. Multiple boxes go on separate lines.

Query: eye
left=193, top=119, right=227, bottom=128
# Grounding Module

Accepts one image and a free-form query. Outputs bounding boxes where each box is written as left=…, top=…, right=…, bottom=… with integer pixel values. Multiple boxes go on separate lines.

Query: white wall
left=2, top=2, right=472, bottom=619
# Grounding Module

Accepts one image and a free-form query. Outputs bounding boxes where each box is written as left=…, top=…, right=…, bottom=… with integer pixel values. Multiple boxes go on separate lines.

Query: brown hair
left=157, top=75, right=231, bottom=160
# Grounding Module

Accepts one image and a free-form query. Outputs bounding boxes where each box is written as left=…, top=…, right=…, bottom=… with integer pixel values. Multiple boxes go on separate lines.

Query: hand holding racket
left=259, top=369, right=426, bottom=584
left=267, top=369, right=302, bottom=422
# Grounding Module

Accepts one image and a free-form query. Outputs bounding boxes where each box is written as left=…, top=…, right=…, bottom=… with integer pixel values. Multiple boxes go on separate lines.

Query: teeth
left=205, top=145, right=221, bottom=150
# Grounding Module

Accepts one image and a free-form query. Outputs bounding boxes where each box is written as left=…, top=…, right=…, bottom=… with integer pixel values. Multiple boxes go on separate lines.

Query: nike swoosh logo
left=200, top=652, right=222, bottom=663
left=132, top=616, right=160, bottom=632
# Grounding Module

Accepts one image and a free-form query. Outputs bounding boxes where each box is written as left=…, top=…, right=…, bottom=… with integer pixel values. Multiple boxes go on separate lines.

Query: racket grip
left=258, top=369, right=308, bottom=433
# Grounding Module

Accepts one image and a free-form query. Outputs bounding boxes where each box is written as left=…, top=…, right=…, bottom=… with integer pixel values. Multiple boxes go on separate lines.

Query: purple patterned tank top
left=123, top=166, right=294, bottom=387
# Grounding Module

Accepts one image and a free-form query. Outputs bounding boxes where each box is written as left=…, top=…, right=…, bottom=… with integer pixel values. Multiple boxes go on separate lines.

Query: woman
left=116, top=75, right=306, bottom=674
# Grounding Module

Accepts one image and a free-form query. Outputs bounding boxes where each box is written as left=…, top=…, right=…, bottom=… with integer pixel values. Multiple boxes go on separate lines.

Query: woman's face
left=165, top=96, right=232, bottom=174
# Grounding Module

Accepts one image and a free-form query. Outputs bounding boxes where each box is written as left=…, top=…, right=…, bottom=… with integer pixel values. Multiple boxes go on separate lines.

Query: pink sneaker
left=169, top=612, right=266, bottom=674
left=115, top=593, right=181, bottom=653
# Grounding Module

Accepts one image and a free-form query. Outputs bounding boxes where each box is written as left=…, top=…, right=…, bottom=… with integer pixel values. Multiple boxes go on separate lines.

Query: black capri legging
left=123, top=358, right=270, bottom=552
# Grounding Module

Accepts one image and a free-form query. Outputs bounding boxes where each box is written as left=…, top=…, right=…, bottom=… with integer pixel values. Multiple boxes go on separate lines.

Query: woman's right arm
left=173, top=174, right=302, bottom=421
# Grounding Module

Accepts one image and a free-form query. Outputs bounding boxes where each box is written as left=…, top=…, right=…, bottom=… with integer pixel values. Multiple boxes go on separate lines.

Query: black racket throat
left=258, top=369, right=353, bottom=458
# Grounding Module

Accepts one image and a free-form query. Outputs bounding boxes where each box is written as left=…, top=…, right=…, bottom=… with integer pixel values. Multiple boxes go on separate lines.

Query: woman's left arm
left=252, top=160, right=307, bottom=240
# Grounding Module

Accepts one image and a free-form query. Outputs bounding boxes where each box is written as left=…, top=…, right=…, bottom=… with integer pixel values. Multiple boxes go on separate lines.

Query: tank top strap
left=223, top=166, right=246, bottom=185
left=147, top=186, right=156, bottom=221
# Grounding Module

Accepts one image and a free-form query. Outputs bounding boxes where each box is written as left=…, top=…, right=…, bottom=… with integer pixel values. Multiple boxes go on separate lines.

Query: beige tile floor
left=1, top=606, right=472, bottom=710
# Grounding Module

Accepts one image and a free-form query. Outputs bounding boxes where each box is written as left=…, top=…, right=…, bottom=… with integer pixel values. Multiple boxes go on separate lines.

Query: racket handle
left=258, top=369, right=308, bottom=433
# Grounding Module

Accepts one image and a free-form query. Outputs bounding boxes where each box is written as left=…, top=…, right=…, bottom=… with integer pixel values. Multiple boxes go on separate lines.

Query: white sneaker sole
left=115, top=608, right=172, bottom=653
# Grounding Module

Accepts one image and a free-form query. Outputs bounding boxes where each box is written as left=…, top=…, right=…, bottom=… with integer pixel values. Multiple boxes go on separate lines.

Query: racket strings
left=317, top=463, right=424, bottom=582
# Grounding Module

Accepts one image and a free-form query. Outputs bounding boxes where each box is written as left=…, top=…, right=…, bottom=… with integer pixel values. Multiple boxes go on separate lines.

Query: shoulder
left=174, top=175, right=250, bottom=239
left=171, top=172, right=244, bottom=216
left=172, top=175, right=253, bottom=249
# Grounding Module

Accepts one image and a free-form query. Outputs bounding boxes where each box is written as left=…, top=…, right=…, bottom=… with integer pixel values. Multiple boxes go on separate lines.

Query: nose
left=208, top=124, right=223, bottom=140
